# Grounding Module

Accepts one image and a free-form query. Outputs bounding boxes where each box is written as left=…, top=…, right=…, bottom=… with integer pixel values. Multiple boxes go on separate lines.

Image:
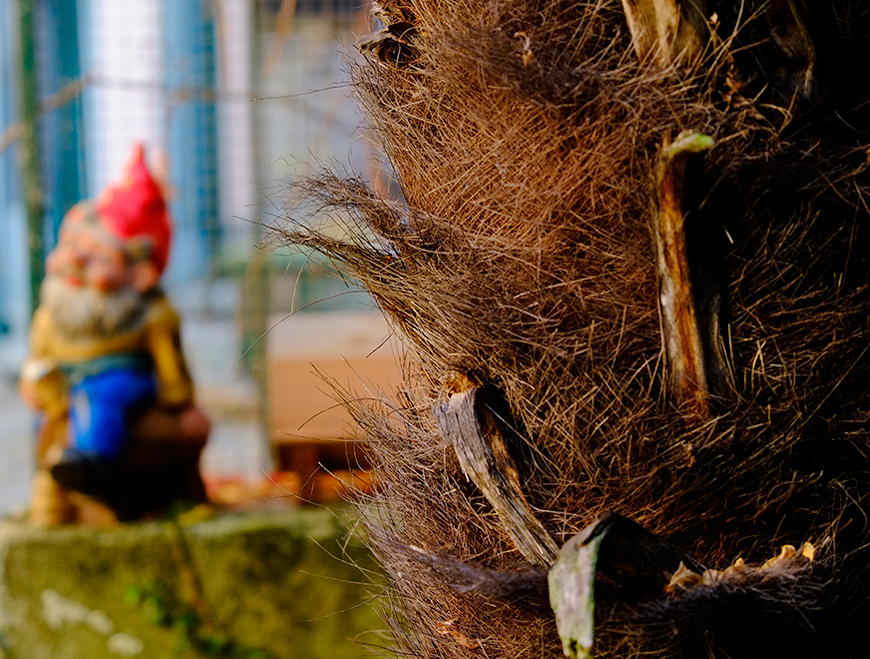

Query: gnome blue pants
left=69, top=368, right=157, bottom=460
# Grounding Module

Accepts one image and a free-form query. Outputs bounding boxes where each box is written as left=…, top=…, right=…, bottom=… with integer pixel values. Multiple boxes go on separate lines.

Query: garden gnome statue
left=20, top=143, right=209, bottom=525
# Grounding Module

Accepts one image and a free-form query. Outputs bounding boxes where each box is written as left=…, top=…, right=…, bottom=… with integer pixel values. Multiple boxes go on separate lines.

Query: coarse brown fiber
left=277, top=1, right=870, bottom=656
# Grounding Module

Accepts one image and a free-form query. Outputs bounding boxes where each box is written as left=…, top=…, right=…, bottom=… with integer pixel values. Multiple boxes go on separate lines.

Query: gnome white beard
left=41, top=275, right=148, bottom=341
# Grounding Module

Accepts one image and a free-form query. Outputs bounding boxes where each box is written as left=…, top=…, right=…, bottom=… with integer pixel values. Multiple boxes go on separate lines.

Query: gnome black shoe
left=50, top=449, right=117, bottom=501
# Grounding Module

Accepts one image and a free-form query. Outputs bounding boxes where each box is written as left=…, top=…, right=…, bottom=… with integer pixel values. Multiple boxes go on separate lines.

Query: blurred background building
left=0, top=0, right=399, bottom=514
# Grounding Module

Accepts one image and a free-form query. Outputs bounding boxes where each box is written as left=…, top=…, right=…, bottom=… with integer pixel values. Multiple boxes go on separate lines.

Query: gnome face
left=41, top=211, right=157, bottom=340
left=46, top=212, right=152, bottom=295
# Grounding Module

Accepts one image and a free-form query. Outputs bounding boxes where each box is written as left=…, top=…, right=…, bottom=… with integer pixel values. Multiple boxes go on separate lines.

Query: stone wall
left=0, top=509, right=385, bottom=658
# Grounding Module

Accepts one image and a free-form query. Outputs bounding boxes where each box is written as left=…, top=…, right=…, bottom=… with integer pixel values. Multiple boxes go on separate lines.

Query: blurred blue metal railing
left=164, top=0, right=221, bottom=283
left=0, top=0, right=370, bottom=372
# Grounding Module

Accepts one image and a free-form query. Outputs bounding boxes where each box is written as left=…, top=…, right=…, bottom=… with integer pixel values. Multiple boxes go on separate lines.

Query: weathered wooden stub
left=278, top=0, right=870, bottom=657
left=433, top=383, right=559, bottom=566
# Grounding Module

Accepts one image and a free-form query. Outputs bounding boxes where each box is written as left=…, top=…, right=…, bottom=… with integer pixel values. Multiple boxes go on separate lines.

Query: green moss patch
left=0, top=509, right=385, bottom=659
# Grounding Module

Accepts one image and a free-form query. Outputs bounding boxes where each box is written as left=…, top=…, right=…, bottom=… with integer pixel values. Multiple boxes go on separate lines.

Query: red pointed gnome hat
left=96, top=143, right=172, bottom=274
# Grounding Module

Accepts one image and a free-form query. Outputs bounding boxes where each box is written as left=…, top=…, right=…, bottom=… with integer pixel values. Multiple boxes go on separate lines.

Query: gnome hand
left=19, top=358, right=65, bottom=411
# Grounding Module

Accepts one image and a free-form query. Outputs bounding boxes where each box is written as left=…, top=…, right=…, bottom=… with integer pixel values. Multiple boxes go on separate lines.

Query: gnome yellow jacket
left=26, top=292, right=194, bottom=409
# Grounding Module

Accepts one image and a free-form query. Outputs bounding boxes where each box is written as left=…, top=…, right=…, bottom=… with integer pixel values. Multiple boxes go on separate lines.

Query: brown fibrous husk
left=275, top=1, right=870, bottom=657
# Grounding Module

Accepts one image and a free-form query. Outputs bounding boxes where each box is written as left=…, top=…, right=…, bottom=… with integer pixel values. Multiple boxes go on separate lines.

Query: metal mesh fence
left=1, top=0, right=372, bottom=360
left=0, top=0, right=377, bottom=507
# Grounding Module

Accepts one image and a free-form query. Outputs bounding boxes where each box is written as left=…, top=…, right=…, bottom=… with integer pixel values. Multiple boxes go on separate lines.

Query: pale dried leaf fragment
left=620, top=0, right=708, bottom=67
left=515, top=31, right=535, bottom=67
left=668, top=543, right=815, bottom=597
left=665, top=560, right=704, bottom=595
left=762, top=542, right=815, bottom=570
left=437, top=619, right=483, bottom=650
left=762, top=544, right=797, bottom=570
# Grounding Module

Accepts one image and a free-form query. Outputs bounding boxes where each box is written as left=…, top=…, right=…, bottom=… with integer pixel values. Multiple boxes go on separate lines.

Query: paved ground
left=0, top=372, right=33, bottom=517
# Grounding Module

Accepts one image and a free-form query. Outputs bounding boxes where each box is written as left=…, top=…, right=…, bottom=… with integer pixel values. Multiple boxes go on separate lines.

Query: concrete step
left=0, top=508, right=384, bottom=659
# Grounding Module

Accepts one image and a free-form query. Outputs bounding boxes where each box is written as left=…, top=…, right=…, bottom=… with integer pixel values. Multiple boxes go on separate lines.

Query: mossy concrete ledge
left=0, top=509, right=384, bottom=659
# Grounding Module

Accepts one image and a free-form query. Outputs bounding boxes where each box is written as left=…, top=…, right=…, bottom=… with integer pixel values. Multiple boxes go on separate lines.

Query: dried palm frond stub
left=358, top=0, right=419, bottom=67
left=358, top=21, right=419, bottom=67
left=276, top=0, right=870, bottom=657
